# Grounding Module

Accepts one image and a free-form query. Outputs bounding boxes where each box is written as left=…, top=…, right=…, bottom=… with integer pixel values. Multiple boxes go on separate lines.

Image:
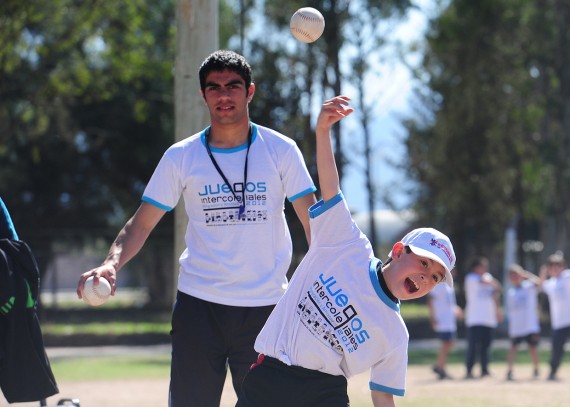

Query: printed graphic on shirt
left=297, top=273, right=371, bottom=354
left=511, top=288, right=529, bottom=306
left=199, top=181, right=268, bottom=226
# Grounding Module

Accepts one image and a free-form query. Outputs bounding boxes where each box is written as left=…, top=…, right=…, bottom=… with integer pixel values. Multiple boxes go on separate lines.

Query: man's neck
left=207, top=122, right=251, bottom=148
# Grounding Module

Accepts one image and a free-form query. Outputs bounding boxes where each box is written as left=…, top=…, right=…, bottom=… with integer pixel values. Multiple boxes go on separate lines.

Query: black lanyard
left=205, top=125, right=252, bottom=217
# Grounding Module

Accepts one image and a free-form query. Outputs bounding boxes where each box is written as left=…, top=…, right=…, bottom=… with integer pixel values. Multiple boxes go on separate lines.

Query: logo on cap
left=430, top=238, right=455, bottom=266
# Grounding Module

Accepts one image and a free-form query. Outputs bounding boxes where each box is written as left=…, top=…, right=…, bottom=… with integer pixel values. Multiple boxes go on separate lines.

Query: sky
left=339, top=2, right=434, bottom=215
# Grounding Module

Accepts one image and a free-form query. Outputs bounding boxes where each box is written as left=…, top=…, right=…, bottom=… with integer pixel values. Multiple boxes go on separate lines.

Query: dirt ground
left=4, top=364, right=570, bottom=407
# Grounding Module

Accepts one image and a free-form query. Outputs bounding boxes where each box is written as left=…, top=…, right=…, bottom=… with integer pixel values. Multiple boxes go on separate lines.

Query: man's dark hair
left=199, top=50, right=253, bottom=93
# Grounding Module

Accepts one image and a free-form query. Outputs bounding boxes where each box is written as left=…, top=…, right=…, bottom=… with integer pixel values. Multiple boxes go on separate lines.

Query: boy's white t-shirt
left=254, top=192, right=409, bottom=397
left=507, top=280, right=540, bottom=337
left=428, top=283, right=457, bottom=333
left=464, top=272, right=498, bottom=328
left=142, top=123, right=316, bottom=307
left=542, top=270, right=570, bottom=330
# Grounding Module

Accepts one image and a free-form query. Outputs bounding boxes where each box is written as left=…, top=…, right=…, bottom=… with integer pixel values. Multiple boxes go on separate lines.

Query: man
left=77, top=50, right=316, bottom=406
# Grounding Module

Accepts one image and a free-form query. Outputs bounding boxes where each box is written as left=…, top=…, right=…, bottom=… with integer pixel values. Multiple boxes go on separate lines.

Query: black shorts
left=511, top=333, right=540, bottom=347
left=236, top=355, right=349, bottom=407
left=436, top=331, right=456, bottom=341
left=169, top=292, right=274, bottom=407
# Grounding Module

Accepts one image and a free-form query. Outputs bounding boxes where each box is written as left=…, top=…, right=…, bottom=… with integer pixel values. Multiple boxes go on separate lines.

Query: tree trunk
left=173, top=0, right=218, bottom=303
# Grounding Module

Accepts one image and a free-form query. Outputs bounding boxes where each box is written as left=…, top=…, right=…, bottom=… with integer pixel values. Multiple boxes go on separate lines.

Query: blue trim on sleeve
left=309, top=192, right=344, bottom=219
left=369, top=258, right=400, bottom=312
left=200, top=122, right=258, bottom=153
left=142, top=196, right=173, bottom=211
left=370, top=381, right=405, bottom=397
left=0, top=197, right=18, bottom=240
left=288, top=186, right=317, bottom=202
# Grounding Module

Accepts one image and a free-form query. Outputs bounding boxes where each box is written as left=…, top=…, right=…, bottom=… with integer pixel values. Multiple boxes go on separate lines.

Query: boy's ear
left=391, top=242, right=405, bottom=258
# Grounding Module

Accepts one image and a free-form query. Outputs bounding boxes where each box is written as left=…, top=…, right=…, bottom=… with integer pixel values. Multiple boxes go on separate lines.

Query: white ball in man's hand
left=82, top=276, right=111, bottom=306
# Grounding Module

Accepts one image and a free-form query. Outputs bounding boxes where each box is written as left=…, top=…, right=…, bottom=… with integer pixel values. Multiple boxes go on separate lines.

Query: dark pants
left=466, top=325, right=494, bottom=375
left=550, top=325, right=570, bottom=376
left=236, top=355, right=349, bottom=407
left=169, top=292, right=274, bottom=407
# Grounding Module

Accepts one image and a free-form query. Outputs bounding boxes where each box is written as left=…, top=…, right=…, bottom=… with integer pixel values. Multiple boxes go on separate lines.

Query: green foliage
left=404, top=0, right=570, bottom=263
left=0, top=0, right=176, bottom=236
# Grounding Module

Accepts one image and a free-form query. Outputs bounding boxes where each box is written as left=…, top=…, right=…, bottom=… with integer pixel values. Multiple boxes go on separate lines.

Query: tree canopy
left=404, top=0, right=570, bottom=269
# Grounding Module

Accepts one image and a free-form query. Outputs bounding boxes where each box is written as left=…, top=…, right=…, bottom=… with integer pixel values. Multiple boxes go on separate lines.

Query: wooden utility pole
left=173, top=0, right=218, bottom=299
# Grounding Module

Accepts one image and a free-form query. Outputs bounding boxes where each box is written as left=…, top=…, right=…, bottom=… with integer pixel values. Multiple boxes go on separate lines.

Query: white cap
left=398, top=228, right=456, bottom=287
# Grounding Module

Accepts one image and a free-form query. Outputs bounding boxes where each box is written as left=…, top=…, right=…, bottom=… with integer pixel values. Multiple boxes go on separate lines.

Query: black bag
left=0, top=238, right=59, bottom=403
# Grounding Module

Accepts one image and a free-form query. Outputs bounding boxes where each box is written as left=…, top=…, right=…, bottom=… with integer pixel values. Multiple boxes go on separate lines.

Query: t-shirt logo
left=296, top=273, right=371, bottom=354
left=198, top=181, right=268, bottom=225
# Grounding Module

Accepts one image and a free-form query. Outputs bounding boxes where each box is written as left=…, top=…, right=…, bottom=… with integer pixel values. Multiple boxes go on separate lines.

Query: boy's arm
left=371, top=390, right=396, bottom=407
left=522, top=269, right=542, bottom=286
left=315, top=96, right=353, bottom=202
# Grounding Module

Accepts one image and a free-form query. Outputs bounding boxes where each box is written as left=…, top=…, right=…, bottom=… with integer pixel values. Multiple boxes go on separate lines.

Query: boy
left=505, top=263, right=541, bottom=381
left=235, top=96, right=456, bottom=407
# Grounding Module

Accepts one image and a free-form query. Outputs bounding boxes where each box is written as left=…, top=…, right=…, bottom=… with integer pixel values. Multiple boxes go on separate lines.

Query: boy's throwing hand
left=316, top=96, right=354, bottom=132
left=315, top=96, right=354, bottom=202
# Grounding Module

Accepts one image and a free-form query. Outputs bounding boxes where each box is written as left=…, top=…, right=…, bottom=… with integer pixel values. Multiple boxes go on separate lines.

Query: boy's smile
left=384, top=243, right=446, bottom=301
left=404, top=277, right=419, bottom=294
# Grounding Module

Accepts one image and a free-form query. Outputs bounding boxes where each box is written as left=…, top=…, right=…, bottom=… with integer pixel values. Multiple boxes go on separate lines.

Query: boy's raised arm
left=315, top=96, right=354, bottom=202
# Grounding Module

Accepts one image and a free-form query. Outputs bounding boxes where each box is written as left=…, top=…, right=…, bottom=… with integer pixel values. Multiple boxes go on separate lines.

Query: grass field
left=4, top=345, right=569, bottom=407
left=18, top=301, right=566, bottom=406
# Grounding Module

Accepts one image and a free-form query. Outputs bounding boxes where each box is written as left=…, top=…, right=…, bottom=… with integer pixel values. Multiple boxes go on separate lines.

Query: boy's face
left=509, top=271, right=522, bottom=286
left=472, top=262, right=489, bottom=275
left=547, top=262, right=565, bottom=277
left=384, top=243, right=446, bottom=301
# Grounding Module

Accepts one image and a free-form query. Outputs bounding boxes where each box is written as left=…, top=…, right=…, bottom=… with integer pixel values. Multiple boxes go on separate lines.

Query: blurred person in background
left=505, top=263, right=541, bottom=381
left=427, top=270, right=462, bottom=380
left=464, top=256, right=503, bottom=379
left=540, top=252, right=570, bottom=381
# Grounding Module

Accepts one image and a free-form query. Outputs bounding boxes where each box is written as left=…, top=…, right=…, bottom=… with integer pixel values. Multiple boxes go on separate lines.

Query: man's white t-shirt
left=507, top=280, right=540, bottom=337
left=542, top=270, right=570, bottom=330
left=428, top=283, right=457, bottom=333
left=254, top=192, right=408, bottom=397
left=464, top=272, right=498, bottom=328
left=142, top=123, right=316, bottom=307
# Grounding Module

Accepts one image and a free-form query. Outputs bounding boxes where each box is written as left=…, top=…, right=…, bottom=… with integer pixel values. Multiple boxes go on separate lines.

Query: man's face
left=201, top=69, right=254, bottom=126
left=386, top=246, right=446, bottom=301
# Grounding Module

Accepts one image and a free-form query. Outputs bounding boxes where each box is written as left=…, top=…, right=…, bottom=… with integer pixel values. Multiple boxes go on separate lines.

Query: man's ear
left=391, top=242, right=405, bottom=259
left=247, top=83, right=255, bottom=102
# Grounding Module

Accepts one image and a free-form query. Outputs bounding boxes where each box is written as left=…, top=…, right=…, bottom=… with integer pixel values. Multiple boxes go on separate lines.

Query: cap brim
left=408, top=245, right=454, bottom=288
